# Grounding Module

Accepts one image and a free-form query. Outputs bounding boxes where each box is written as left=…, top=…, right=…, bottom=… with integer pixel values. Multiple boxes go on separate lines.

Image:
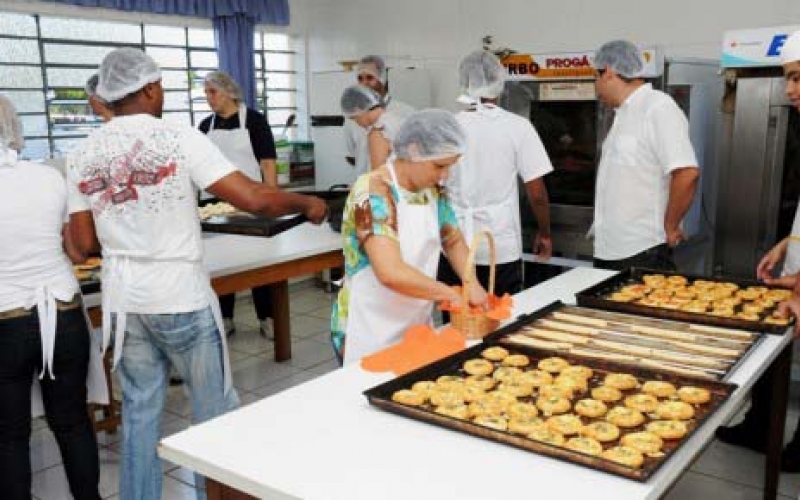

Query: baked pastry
left=643, top=274, right=667, bottom=286
left=676, top=386, right=711, bottom=404
left=591, top=386, right=623, bottom=402
left=602, top=446, right=645, bottom=468
left=473, top=414, right=508, bottom=431
left=484, top=391, right=518, bottom=408
left=429, top=391, right=464, bottom=407
left=624, top=394, right=659, bottom=413
left=481, top=346, right=509, bottom=361
left=391, top=389, right=425, bottom=406
left=435, top=403, right=469, bottom=420
left=411, top=381, right=437, bottom=398
left=621, top=431, right=664, bottom=455
left=736, top=312, right=760, bottom=321
left=468, top=399, right=505, bottom=418
left=506, top=402, right=539, bottom=420
left=565, top=436, right=603, bottom=456
left=554, top=375, right=588, bottom=393
left=641, top=381, right=676, bottom=398
left=742, top=303, right=764, bottom=315
left=492, top=366, right=522, bottom=382
left=603, top=373, right=639, bottom=390
left=621, top=284, right=650, bottom=296
left=606, top=406, right=645, bottom=428
left=582, top=421, right=621, bottom=442
left=508, top=416, right=545, bottom=435
left=539, top=384, right=575, bottom=399
left=655, top=401, right=695, bottom=420
left=546, top=414, right=583, bottom=436
left=463, top=358, right=495, bottom=376
left=538, top=357, right=571, bottom=373
left=736, top=289, right=761, bottom=301
left=765, top=315, right=790, bottom=325
left=465, top=375, right=496, bottom=391
left=436, top=375, right=465, bottom=390
left=561, top=365, right=593, bottom=380
left=497, top=380, right=534, bottom=398
left=667, top=275, right=688, bottom=286
left=502, top=354, right=531, bottom=367
left=610, top=292, right=635, bottom=302
left=765, top=289, right=792, bottom=302
left=536, top=395, right=571, bottom=416
left=646, top=420, right=688, bottom=440
left=574, top=399, right=608, bottom=418
left=462, top=385, right=488, bottom=403
left=527, top=426, right=565, bottom=446
left=518, top=369, right=553, bottom=387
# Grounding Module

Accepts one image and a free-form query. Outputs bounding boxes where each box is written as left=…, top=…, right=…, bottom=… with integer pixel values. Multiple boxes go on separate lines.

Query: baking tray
left=364, top=331, right=736, bottom=482
left=489, top=302, right=762, bottom=381
left=575, top=267, right=792, bottom=335
left=200, top=212, right=307, bottom=237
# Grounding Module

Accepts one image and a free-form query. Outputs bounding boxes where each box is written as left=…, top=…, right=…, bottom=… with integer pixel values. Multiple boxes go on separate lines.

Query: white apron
left=101, top=254, right=234, bottom=394
left=29, top=288, right=108, bottom=417
left=783, top=205, right=800, bottom=275
left=342, top=161, right=441, bottom=365
left=201, top=105, right=261, bottom=199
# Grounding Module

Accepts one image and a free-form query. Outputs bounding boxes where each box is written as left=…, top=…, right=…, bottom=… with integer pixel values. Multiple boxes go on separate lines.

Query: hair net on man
left=0, top=95, right=24, bottom=167
left=340, top=85, right=383, bottom=118
left=781, top=31, right=800, bottom=65
left=96, top=47, right=161, bottom=103
left=393, top=109, right=466, bottom=162
left=459, top=50, right=507, bottom=99
left=594, top=40, right=644, bottom=79
left=205, top=71, right=243, bottom=102
left=358, top=55, right=388, bottom=84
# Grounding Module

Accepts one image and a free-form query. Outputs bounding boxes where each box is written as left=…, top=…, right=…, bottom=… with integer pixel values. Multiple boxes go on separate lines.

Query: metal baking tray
left=489, top=302, right=761, bottom=381
left=200, top=212, right=307, bottom=237
left=364, top=333, right=736, bottom=482
left=575, top=267, right=792, bottom=335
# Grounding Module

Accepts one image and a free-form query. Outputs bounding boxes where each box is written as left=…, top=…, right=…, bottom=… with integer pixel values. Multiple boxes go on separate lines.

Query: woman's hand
left=762, top=273, right=798, bottom=288
left=757, top=238, right=789, bottom=281
left=777, top=296, right=800, bottom=338
left=467, top=281, right=489, bottom=310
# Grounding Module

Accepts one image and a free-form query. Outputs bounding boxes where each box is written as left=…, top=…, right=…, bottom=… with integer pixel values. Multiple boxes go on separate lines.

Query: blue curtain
left=42, top=0, right=289, bottom=25
left=213, top=13, right=256, bottom=109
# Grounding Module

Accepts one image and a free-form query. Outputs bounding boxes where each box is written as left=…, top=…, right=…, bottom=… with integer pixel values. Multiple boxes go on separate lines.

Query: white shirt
left=344, top=96, right=414, bottom=176
left=593, top=84, right=699, bottom=260
left=0, top=160, right=78, bottom=311
left=447, top=105, right=553, bottom=264
left=66, top=114, right=237, bottom=314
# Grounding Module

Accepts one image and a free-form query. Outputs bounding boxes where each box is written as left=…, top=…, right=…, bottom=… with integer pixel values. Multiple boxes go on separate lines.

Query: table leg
left=764, top=342, right=792, bottom=500
left=206, top=479, right=257, bottom=500
left=272, top=280, right=291, bottom=362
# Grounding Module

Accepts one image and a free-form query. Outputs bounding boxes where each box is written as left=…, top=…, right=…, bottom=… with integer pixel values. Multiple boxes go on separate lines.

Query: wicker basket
left=450, top=230, right=500, bottom=340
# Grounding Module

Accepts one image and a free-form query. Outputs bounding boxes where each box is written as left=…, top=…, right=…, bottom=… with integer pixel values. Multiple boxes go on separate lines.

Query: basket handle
left=461, top=230, right=496, bottom=307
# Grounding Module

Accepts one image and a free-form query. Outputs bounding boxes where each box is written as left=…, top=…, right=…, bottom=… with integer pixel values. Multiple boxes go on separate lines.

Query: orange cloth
left=360, top=325, right=466, bottom=376
left=439, top=286, right=513, bottom=320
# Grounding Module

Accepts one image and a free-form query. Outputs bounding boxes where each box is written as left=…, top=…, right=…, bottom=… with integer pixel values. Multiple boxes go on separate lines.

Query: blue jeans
left=117, top=307, right=239, bottom=500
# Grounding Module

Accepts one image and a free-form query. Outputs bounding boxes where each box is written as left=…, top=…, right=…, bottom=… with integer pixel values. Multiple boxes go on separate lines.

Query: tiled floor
left=28, top=279, right=800, bottom=499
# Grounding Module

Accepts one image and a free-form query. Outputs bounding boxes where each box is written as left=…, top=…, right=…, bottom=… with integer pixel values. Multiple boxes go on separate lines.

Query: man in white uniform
left=717, top=30, right=800, bottom=473
left=66, top=48, right=327, bottom=500
left=591, top=40, right=699, bottom=271
left=344, top=55, right=414, bottom=176
left=439, top=50, right=553, bottom=297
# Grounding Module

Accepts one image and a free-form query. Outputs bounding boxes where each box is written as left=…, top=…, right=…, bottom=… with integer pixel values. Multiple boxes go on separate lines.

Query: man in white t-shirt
left=344, top=55, right=414, bottom=177
left=66, top=48, right=327, bottom=500
left=591, top=40, right=699, bottom=271
left=439, top=50, right=553, bottom=297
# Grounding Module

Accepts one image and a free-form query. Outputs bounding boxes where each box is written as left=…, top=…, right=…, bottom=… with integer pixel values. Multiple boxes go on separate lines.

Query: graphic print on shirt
left=75, top=129, right=185, bottom=216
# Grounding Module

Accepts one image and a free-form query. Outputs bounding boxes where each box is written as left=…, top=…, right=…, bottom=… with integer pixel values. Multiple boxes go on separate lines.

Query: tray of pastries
left=73, top=256, right=102, bottom=294
left=492, top=302, right=761, bottom=381
left=364, top=335, right=736, bottom=482
left=574, top=268, right=793, bottom=335
left=198, top=200, right=307, bottom=237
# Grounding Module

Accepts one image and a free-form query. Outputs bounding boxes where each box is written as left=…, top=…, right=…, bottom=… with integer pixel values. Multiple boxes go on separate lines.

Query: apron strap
left=34, top=286, right=58, bottom=380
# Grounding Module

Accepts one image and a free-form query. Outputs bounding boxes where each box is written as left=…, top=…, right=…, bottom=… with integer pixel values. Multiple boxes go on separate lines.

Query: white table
left=84, top=223, right=344, bottom=361
left=158, top=268, right=793, bottom=500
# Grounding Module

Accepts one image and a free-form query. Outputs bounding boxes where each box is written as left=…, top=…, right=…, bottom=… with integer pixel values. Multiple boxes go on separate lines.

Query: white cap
left=781, top=31, right=800, bottom=65
left=96, top=48, right=162, bottom=103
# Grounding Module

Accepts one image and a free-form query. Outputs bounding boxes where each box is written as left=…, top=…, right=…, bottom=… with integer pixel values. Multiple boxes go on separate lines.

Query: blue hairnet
left=340, top=85, right=382, bottom=118
left=594, top=40, right=644, bottom=79
left=393, top=109, right=466, bottom=162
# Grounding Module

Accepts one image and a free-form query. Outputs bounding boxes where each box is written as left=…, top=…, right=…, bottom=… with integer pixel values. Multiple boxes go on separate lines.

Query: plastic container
left=275, top=139, right=291, bottom=185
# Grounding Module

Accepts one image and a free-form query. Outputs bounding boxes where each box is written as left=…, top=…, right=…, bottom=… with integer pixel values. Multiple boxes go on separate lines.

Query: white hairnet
left=782, top=31, right=800, bottom=65
left=459, top=50, right=507, bottom=99
left=0, top=95, right=24, bottom=152
left=393, top=109, right=466, bottom=162
left=205, top=70, right=243, bottom=102
left=358, top=55, right=387, bottom=84
left=96, top=48, right=161, bottom=103
left=340, top=85, right=382, bottom=118
left=594, top=40, right=644, bottom=79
